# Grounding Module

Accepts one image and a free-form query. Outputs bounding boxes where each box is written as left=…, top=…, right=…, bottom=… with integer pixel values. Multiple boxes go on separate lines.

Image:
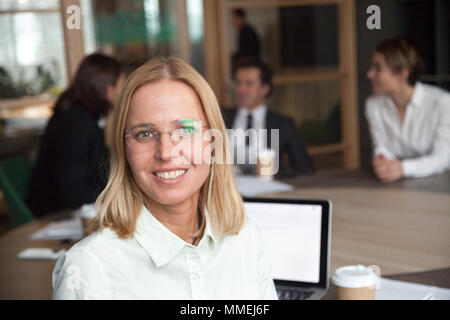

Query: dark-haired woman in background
left=27, top=54, right=124, bottom=217
left=365, top=37, right=450, bottom=182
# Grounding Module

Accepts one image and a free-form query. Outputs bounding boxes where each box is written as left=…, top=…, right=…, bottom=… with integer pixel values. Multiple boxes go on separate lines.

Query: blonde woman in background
left=365, top=37, right=450, bottom=182
left=52, top=57, right=278, bottom=300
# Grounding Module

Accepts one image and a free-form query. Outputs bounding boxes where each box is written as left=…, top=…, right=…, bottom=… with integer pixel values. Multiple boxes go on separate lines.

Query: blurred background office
left=0, top=0, right=449, bottom=233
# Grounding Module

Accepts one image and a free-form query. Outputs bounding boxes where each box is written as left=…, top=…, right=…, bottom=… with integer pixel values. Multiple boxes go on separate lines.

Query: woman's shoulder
left=52, top=228, right=122, bottom=299
left=419, top=82, right=450, bottom=104
left=46, top=104, right=102, bottom=144
left=232, top=216, right=264, bottom=244
left=414, top=83, right=450, bottom=116
left=63, top=228, right=124, bottom=260
left=53, top=228, right=135, bottom=281
left=419, top=82, right=448, bottom=96
left=222, top=216, right=269, bottom=259
left=52, top=103, right=98, bottom=127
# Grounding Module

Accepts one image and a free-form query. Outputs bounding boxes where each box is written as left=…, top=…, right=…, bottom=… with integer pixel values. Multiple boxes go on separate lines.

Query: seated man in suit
left=222, top=58, right=314, bottom=175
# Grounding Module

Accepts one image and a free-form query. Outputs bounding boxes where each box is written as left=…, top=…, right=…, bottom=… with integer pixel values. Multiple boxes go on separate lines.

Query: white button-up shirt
left=233, top=104, right=267, bottom=132
left=52, top=206, right=278, bottom=300
left=365, top=82, right=450, bottom=178
left=230, top=105, right=268, bottom=165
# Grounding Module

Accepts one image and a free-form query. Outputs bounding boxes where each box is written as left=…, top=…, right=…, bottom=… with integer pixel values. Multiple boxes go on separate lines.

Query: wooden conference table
left=0, top=169, right=449, bottom=299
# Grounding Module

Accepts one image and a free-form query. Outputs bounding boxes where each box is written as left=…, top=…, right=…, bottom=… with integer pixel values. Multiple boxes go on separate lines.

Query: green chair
left=301, top=104, right=341, bottom=146
left=0, top=155, right=35, bottom=227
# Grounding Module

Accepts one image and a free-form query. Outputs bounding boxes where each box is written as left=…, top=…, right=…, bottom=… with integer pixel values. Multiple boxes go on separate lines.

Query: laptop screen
left=244, top=199, right=329, bottom=286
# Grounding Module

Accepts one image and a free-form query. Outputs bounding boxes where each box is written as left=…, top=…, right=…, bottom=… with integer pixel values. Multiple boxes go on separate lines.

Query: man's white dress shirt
left=365, top=82, right=450, bottom=178
left=230, top=105, right=268, bottom=165
left=52, top=206, right=278, bottom=299
left=233, top=104, right=267, bottom=132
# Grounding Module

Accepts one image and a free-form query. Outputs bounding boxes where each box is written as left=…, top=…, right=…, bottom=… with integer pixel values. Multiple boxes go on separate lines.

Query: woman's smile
left=152, top=168, right=189, bottom=184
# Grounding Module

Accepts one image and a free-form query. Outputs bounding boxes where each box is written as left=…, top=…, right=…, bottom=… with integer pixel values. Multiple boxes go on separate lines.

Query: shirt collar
left=134, top=206, right=216, bottom=268
left=237, top=104, right=267, bottom=117
left=384, top=82, right=424, bottom=111
left=252, top=104, right=267, bottom=119
left=409, top=82, right=424, bottom=108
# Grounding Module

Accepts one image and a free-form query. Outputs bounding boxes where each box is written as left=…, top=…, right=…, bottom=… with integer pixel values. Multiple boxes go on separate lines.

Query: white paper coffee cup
left=331, top=265, right=379, bottom=300
left=257, top=148, right=276, bottom=180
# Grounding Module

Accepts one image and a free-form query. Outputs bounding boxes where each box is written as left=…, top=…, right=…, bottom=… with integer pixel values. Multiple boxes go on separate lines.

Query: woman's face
left=366, top=52, right=406, bottom=95
left=124, top=80, right=211, bottom=208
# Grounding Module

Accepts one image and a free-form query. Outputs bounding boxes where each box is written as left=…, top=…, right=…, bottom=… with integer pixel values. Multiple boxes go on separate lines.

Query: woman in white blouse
left=52, top=57, right=278, bottom=299
left=365, top=37, right=450, bottom=182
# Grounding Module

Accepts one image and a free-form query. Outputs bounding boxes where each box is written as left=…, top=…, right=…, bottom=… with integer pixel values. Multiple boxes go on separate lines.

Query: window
left=0, top=0, right=66, bottom=99
left=81, top=0, right=205, bottom=75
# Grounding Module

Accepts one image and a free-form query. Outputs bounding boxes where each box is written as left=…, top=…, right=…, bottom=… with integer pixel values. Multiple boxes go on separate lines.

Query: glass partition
left=270, top=80, right=341, bottom=146
left=224, top=3, right=339, bottom=75
left=186, top=0, right=205, bottom=75
left=0, top=0, right=59, bottom=11
left=0, top=11, right=66, bottom=99
left=81, top=0, right=205, bottom=75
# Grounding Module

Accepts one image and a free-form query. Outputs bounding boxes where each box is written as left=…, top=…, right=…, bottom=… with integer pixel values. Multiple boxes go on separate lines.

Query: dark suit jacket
left=222, top=108, right=314, bottom=175
left=238, top=24, right=260, bottom=59
left=27, top=104, right=109, bottom=217
left=232, top=24, right=261, bottom=70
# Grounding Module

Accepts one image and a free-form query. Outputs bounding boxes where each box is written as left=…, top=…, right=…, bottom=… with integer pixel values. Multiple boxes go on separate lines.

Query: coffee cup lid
left=258, top=148, right=276, bottom=158
left=332, top=265, right=378, bottom=288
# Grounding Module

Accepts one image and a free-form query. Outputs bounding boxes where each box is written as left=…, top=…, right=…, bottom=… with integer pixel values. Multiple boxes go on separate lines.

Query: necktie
left=245, top=113, right=253, bottom=146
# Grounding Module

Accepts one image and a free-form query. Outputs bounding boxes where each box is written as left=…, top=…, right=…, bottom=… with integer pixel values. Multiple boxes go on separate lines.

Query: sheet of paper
left=17, top=248, right=66, bottom=260
left=30, top=218, right=84, bottom=241
left=235, top=175, right=294, bottom=196
left=375, top=277, right=450, bottom=300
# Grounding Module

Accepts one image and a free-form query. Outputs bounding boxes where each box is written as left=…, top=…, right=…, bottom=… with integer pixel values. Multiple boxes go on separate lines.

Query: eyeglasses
left=124, top=119, right=208, bottom=152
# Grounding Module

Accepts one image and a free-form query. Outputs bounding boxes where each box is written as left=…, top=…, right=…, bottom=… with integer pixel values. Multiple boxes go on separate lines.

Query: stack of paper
left=17, top=248, right=66, bottom=260
left=376, top=278, right=450, bottom=300
left=30, top=218, right=84, bottom=241
left=235, top=175, right=294, bottom=197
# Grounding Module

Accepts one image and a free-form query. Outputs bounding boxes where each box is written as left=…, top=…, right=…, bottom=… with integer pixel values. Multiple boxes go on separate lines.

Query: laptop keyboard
left=276, top=287, right=315, bottom=300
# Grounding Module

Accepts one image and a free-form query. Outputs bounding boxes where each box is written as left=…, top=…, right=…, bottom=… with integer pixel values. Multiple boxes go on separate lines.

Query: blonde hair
left=91, top=57, right=245, bottom=239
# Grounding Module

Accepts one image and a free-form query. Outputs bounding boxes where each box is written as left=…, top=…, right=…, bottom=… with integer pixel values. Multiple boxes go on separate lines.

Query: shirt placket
left=184, top=246, right=206, bottom=299
left=386, top=98, right=403, bottom=153
left=400, top=102, right=415, bottom=154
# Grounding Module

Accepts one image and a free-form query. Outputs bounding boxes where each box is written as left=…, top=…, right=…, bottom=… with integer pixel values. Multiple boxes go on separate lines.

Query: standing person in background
left=365, top=37, right=450, bottom=182
left=27, top=53, right=124, bottom=217
left=231, top=8, right=261, bottom=70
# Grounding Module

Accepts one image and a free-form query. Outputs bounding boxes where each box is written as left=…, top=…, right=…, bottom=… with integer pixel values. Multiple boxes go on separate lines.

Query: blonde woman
left=52, top=57, right=278, bottom=300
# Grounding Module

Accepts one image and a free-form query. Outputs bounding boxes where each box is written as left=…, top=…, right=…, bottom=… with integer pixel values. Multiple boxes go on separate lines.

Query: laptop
left=243, top=197, right=332, bottom=300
